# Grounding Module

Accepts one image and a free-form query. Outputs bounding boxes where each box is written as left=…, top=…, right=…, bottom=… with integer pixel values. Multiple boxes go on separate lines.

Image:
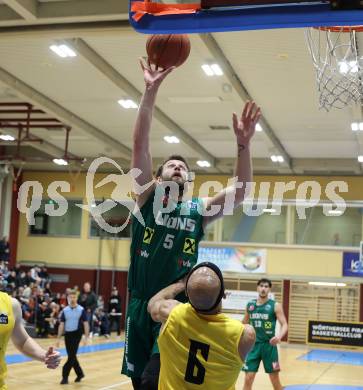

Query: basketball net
left=305, top=26, right=363, bottom=111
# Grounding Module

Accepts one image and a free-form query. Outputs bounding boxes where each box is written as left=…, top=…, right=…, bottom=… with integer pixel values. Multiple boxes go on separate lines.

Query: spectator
left=36, top=301, right=52, bottom=337
left=78, top=282, right=97, bottom=336
left=73, top=285, right=80, bottom=299
left=108, top=287, right=122, bottom=336
left=0, top=237, right=10, bottom=262
left=6, top=271, right=17, bottom=290
left=44, top=282, right=52, bottom=295
left=99, top=309, right=110, bottom=338
left=23, top=271, right=36, bottom=287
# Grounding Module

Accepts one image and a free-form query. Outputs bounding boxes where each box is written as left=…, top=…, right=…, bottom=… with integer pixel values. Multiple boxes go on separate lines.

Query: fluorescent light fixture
left=201, top=64, right=223, bottom=76
left=271, top=155, right=284, bottom=163
left=0, top=134, right=15, bottom=141
left=50, top=44, right=76, bottom=58
left=309, top=282, right=346, bottom=287
left=53, top=158, right=68, bottom=166
left=255, top=123, right=263, bottom=132
left=196, top=160, right=211, bottom=168
left=118, top=99, right=138, bottom=109
left=263, top=208, right=277, bottom=213
left=201, top=64, right=214, bottom=76
left=164, top=135, right=180, bottom=144
left=358, top=156, right=363, bottom=163
left=328, top=209, right=343, bottom=215
left=210, top=64, right=223, bottom=76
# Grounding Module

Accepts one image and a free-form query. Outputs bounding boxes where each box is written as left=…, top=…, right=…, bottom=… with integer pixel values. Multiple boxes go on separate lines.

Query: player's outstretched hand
left=232, top=101, right=261, bottom=148
left=139, top=57, right=175, bottom=91
left=44, top=346, right=61, bottom=369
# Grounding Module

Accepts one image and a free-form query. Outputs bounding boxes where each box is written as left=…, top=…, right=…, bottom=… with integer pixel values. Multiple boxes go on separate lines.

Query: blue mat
left=6, top=341, right=125, bottom=365
left=298, top=349, right=363, bottom=366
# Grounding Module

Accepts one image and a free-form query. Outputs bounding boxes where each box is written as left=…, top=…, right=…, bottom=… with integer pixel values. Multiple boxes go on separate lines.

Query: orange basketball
left=146, top=34, right=191, bottom=69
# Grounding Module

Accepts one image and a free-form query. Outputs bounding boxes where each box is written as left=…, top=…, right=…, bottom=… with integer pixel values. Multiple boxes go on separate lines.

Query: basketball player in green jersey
left=121, top=58, right=261, bottom=390
left=243, top=278, right=288, bottom=390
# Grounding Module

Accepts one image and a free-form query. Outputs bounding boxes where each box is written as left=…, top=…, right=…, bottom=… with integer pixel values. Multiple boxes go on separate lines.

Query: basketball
left=146, top=34, right=191, bottom=69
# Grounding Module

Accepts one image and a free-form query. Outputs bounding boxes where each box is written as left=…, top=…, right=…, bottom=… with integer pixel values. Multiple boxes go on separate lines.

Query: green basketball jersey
left=246, top=299, right=276, bottom=342
left=128, top=189, right=204, bottom=300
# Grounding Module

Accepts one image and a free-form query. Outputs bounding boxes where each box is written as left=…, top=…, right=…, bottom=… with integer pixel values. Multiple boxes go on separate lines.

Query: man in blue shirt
left=57, top=290, right=89, bottom=385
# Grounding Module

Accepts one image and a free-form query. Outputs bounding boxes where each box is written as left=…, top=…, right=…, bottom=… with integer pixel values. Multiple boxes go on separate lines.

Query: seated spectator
left=44, top=282, right=52, bottom=295
left=99, top=309, right=110, bottom=338
left=6, top=271, right=17, bottom=290
left=108, top=287, right=122, bottom=336
left=36, top=301, right=51, bottom=337
left=23, top=271, right=35, bottom=287
left=48, top=302, right=60, bottom=336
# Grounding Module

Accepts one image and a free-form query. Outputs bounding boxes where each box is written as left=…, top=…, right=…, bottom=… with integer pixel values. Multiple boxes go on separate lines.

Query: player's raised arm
left=147, top=280, right=185, bottom=323
left=132, top=59, right=175, bottom=207
left=203, top=101, right=261, bottom=227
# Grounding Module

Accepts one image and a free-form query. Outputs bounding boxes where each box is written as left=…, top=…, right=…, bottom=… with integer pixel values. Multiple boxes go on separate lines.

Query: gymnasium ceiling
left=0, top=0, right=362, bottom=175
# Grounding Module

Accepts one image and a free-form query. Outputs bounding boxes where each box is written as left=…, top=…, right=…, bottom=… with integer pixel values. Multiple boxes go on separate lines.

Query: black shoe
left=75, top=374, right=85, bottom=383
left=60, top=378, right=68, bottom=385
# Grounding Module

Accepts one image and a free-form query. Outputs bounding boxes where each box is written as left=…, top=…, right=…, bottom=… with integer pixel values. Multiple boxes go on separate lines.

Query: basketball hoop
left=305, top=25, right=363, bottom=111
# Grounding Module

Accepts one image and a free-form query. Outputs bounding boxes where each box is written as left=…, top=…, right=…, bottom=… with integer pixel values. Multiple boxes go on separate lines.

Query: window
left=89, top=200, right=131, bottom=239
left=29, top=199, right=82, bottom=237
left=222, top=205, right=287, bottom=244
left=294, top=206, right=362, bottom=247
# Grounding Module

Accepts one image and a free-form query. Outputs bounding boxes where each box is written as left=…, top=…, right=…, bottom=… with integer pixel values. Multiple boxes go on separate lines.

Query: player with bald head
left=148, top=262, right=256, bottom=390
left=187, top=266, right=222, bottom=313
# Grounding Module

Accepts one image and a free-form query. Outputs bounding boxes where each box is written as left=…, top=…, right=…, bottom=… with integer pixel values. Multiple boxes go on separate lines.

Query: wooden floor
left=5, top=335, right=363, bottom=389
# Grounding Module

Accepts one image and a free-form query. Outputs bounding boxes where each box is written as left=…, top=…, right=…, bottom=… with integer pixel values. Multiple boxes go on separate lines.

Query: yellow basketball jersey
left=0, top=293, right=15, bottom=390
left=158, top=303, right=244, bottom=390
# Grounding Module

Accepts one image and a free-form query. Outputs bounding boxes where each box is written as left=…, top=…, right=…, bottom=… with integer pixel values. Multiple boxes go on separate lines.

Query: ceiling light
left=328, top=209, right=343, bottom=215
left=271, top=155, right=284, bottom=163
left=309, top=282, right=346, bottom=287
left=263, top=208, right=277, bottom=213
left=50, top=44, right=76, bottom=58
left=53, top=158, right=68, bottom=166
left=197, top=160, right=211, bottom=168
left=118, top=99, right=138, bottom=109
left=201, top=64, right=223, bottom=76
left=358, top=156, right=363, bottom=162
left=201, top=64, right=214, bottom=76
left=164, top=136, right=180, bottom=144
left=255, top=123, right=263, bottom=132
left=0, top=134, right=15, bottom=141
left=210, top=64, right=223, bottom=76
